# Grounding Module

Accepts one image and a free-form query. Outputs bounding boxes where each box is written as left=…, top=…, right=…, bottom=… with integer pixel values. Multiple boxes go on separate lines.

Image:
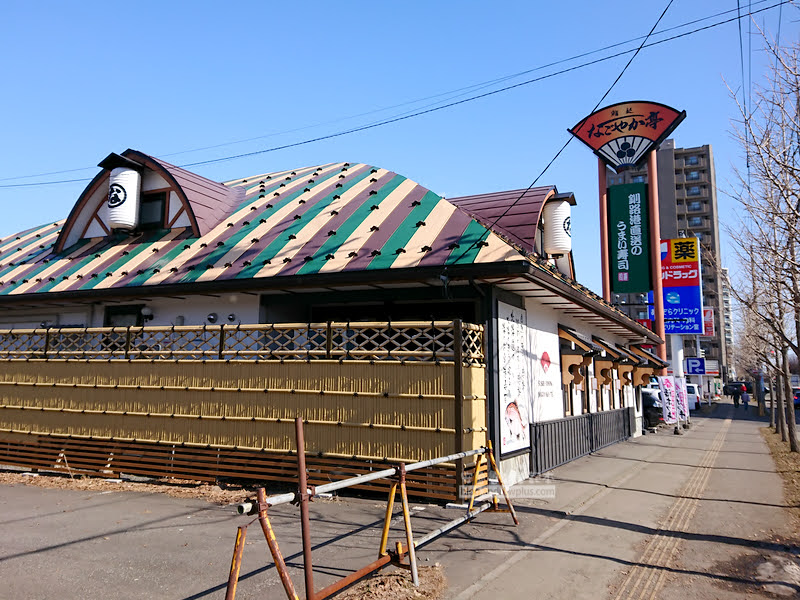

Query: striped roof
left=449, top=187, right=557, bottom=253
left=0, top=160, right=524, bottom=298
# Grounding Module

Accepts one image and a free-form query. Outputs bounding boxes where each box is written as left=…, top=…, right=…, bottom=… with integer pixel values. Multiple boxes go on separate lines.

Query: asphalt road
left=1, top=402, right=797, bottom=599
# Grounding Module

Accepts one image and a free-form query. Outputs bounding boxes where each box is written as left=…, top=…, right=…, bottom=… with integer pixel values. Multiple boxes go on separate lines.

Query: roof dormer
left=54, top=149, right=244, bottom=253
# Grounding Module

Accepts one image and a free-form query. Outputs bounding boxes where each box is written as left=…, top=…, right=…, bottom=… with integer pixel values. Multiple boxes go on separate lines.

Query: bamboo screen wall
left=0, top=321, right=486, bottom=500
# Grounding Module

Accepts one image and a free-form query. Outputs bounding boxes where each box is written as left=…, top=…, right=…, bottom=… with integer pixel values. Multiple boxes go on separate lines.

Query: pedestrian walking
left=742, top=389, right=750, bottom=411
left=732, top=386, right=741, bottom=408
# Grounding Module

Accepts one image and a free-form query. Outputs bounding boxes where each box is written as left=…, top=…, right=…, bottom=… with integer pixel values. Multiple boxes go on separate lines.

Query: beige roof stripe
left=475, top=231, right=521, bottom=263
left=390, top=199, right=456, bottom=270
left=142, top=163, right=345, bottom=285
left=0, top=222, right=61, bottom=255
left=0, top=229, right=62, bottom=282
left=48, top=231, right=184, bottom=293
left=254, top=169, right=390, bottom=278
left=222, top=164, right=329, bottom=187
left=8, top=238, right=106, bottom=295
left=318, top=178, right=419, bottom=274
left=92, top=228, right=185, bottom=290
left=194, top=163, right=351, bottom=282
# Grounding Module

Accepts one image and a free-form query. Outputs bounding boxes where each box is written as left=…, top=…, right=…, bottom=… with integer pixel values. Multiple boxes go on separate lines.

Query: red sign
left=661, top=238, right=701, bottom=288
left=661, top=237, right=703, bottom=335
left=568, top=101, right=685, bottom=169
left=702, top=308, right=715, bottom=337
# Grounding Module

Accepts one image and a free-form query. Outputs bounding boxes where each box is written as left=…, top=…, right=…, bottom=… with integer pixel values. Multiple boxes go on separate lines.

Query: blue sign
left=685, top=358, right=706, bottom=375
left=663, top=285, right=703, bottom=334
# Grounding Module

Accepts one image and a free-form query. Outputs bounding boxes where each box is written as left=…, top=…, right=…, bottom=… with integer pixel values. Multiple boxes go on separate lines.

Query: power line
left=169, top=1, right=792, bottom=170
left=445, top=0, right=675, bottom=268
left=155, top=0, right=778, bottom=160
left=0, top=0, right=790, bottom=190
left=0, top=0, right=776, bottom=186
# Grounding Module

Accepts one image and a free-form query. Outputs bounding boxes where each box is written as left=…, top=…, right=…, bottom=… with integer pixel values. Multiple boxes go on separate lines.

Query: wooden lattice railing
left=0, top=320, right=484, bottom=365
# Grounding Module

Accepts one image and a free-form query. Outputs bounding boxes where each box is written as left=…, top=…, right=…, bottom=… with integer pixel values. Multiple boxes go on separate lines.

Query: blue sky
left=0, top=1, right=792, bottom=295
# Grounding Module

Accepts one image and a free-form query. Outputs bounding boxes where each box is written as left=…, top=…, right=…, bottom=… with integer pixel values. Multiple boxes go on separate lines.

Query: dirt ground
left=0, top=469, right=255, bottom=505
left=335, top=565, right=446, bottom=600
left=761, top=427, right=800, bottom=527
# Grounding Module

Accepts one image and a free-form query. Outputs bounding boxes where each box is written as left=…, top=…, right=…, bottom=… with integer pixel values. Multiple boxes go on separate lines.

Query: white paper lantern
left=543, top=200, right=572, bottom=255
left=107, top=167, right=141, bottom=230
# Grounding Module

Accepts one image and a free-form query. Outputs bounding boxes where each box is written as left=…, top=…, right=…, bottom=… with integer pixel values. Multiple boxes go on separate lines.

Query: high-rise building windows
left=688, top=201, right=703, bottom=211
left=632, top=175, right=645, bottom=183
left=688, top=186, right=701, bottom=196
left=688, top=216, right=703, bottom=227
left=686, top=156, right=699, bottom=165
left=687, top=171, right=700, bottom=180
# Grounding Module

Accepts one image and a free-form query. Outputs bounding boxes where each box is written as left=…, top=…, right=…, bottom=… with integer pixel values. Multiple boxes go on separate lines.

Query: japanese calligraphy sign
left=608, top=183, right=651, bottom=293
left=675, top=376, right=689, bottom=421
left=657, top=376, right=678, bottom=424
left=661, top=238, right=704, bottom=335
left=568, top=101, right=685, bottom=169
left=498, top=302, right=532, bottom=455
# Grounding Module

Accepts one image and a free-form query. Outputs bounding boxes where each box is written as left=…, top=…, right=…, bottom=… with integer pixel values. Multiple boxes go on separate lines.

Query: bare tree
left=727, top=27, right=800, bottom=451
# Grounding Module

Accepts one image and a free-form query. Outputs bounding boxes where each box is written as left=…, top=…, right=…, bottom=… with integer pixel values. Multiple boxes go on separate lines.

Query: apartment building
left=607, top=139, right=728, bottom=380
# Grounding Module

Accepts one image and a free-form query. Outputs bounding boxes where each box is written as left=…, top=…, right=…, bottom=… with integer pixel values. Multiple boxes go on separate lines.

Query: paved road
left=1, top=402, right=797, bottom=599
left=443, top=402, right=797, bottom=599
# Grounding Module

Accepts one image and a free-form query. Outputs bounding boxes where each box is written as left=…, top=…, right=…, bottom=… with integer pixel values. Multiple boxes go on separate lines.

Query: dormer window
left=139, top=191, right=167, bottom=231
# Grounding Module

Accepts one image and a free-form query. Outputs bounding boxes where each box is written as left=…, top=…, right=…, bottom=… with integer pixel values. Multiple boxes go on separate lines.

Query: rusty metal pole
left=225, top=526, right=248, bottom=600
left=598, top=158, right=611, bottom=302
left=256, top=488, right=300, bottom=600
left=295, top=417, right=315, bottom=600
left=647, top=151, right=667, bottom=368
left=486, top=441, right=519, bottom=525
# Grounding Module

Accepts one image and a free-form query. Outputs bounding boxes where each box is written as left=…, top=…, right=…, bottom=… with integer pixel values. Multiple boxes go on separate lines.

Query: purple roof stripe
left=0, top=222, right=60, bottom=255
left=275, top=171, right=398, bottom=277
left=93, top=229, right=195, bottom=288
left=343, top=184, right=427, bottom=271
left=416, top=211, right=472, bottom=267
left=18, top=237, right=118, bottom=293
left=0, top=239, right=55, bottom=273
left=168, top=165, right=369, bottom=284
left=151, top=165, right=351, bottom=284
left=211, top=165, right=371, bottom=282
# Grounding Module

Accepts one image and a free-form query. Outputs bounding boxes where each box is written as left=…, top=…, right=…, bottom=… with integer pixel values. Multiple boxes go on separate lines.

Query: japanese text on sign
left=586, top=111, right=664, bottom=139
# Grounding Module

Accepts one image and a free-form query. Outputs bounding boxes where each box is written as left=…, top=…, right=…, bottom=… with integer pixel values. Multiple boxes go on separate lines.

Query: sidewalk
left=0, top=402, right=797, bottom=599
left=438, top=402, right=799, bottom=599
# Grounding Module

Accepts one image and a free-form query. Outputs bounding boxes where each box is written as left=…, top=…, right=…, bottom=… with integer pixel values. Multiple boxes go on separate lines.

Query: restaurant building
left=0, top=150, right=664, bottom=496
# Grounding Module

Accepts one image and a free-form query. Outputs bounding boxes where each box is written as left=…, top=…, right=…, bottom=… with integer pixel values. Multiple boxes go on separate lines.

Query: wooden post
left=218, top=324, right=226, bottom=360
left=453, top=319, right=465, bottom=494
left=647, top=151, right=668, bottom=367
left=598, top=159, right=611, bottom=302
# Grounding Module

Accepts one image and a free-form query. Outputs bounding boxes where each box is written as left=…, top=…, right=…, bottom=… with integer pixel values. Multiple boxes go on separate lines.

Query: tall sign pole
left=647, top=151, right=667, bottom=365
left=598, top=159, right=611, bottom=301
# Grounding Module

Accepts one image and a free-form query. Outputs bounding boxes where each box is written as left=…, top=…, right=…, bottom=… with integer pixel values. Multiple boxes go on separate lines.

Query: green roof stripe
left=366, top=190, right=439, bottom=270
left=236, top=168, right=375, bottom=279
left=295, top=174, right=406, bottom=276
left=33, top=231, right=164, bottom=294
left=177, top=167, right=347, bottom=284
left=79, top=232, right=173, bottom=291
left=0, top=245, right=55, bottom=281
left=445, top=220, right=488, bottom=265
left=126, top=168, right=340, bottom=288
left=0, top=239, right=95, bottom=295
